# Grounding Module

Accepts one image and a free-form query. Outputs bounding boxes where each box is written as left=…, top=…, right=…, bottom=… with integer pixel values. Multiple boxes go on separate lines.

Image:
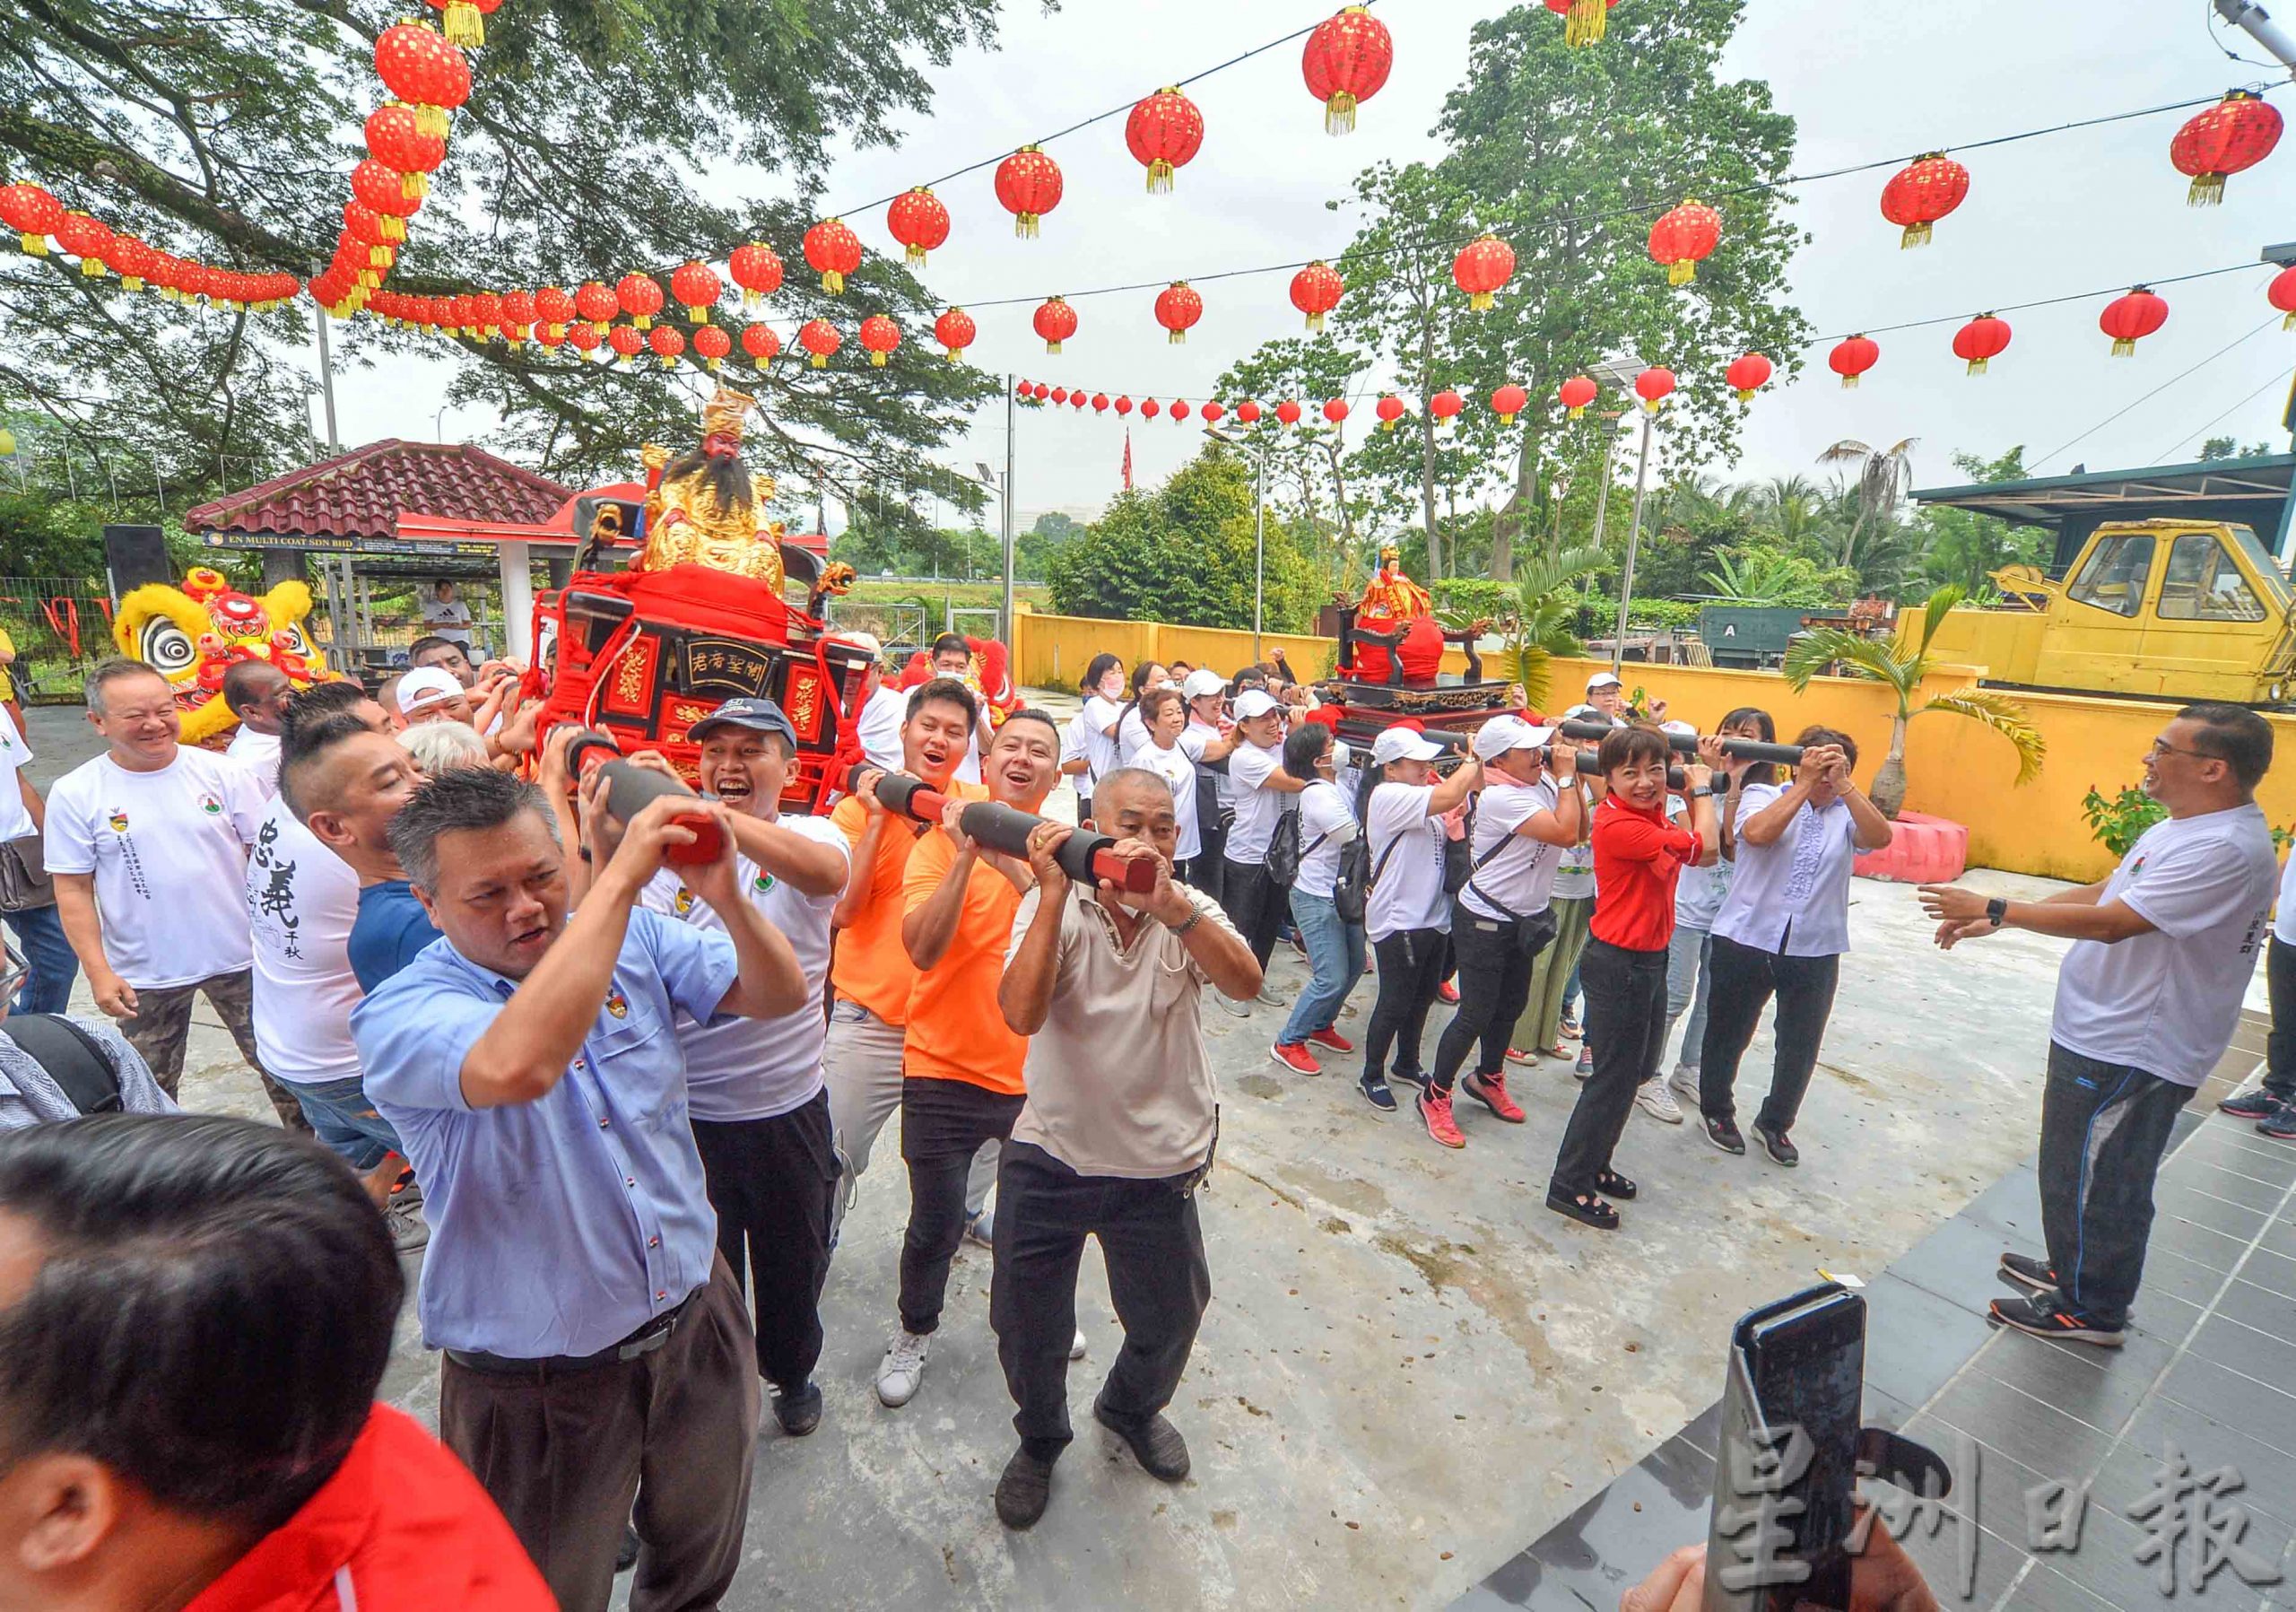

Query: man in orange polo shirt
left=826, top=678, right=989, bottom=1238
left=873, top=710, right=1063, bottom=1410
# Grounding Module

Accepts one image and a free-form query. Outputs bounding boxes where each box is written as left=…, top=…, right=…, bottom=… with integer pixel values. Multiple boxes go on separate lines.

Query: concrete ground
left=20, top=700, right=2138, bottom=1608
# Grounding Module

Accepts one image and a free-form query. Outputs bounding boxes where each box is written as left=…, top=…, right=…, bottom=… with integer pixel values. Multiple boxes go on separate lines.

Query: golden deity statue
left=639, top=388, right=787, bottom=588
left=1357, top=543, right=1432, bottom=623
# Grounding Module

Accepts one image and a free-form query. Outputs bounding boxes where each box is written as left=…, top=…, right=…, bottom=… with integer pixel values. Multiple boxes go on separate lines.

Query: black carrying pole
left=851, top=766, right=1158, bottom=894
left=565, top=731, right=726, bottom=865
left=1555, top=719, right=1806, bottom=768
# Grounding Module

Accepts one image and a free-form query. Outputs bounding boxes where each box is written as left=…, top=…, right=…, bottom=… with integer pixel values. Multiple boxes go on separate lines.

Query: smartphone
left=1703, top=1284, right=1866, bottom=1611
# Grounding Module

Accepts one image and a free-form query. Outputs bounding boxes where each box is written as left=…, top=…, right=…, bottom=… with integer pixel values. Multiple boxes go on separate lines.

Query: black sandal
left=1546, top=1189, right=1620, bottom=1230
left=1596, top=1169, right=1639, bottom=1201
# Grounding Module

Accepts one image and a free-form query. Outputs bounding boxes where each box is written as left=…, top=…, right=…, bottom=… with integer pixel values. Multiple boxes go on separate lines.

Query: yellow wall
left=1013, top=615, right=2296, bottom=881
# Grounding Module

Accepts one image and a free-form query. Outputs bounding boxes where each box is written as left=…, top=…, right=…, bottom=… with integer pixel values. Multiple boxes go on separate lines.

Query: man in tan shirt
left=988, top=766, right=1262, bottom=1530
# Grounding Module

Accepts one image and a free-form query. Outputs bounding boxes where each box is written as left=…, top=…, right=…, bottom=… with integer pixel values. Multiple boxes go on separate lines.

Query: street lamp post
left=1612, top=408, right=1657, bottom=684
left=1586, top=354, right=1652, bottom=684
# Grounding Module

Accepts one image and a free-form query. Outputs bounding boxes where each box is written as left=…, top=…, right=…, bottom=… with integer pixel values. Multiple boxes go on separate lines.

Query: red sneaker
left=1418, top=1088, right=1465, bottom=1148
left=1270, top=1041, right=1323, bottom=1076
left=1461, top=1069, right=1526, bottom=1123
left=1308, top=1026, right=1356, bottom=1053
left=1436, top=980, right=1460, bottom=1004
left=1504, top=1045, right=1539, bottom=1068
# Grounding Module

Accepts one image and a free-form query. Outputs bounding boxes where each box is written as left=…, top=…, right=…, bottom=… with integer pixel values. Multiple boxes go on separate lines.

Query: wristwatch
left=1686, top=785, right=1713, bottom=798
left=1985, top=896, right=2008, bottom=928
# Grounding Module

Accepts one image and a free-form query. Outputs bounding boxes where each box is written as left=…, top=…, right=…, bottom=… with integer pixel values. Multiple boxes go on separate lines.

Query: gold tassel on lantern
left=1667, top=259, right=1694, bottom=287
left=1900, top=220, right=1931, bottom=249
left=380, top=215, right=405, bottom=243
left=1324, top=91, right=1356, bottom=136
left=2111, top=337, right=2135, bottom=357
left=121, top=273, right=144, bottom=292
left=1469, top=289, right=1493, bottom=312
left=660, top=353, right=677, bottom=370
left=2187, top=171, right=2226, bottom=207
left=440, top=0, right=483, bottom=46
left=1145, top=160, right=1173, bottom=196
left=1839, top=374, right=1858, bottom=390
left=1044, top=338, right=1061, bottom=355
left=809, top=351, right=827, bottom=370
left=79, top=255, right=103, bottom=278
left=1012, top=212, right=1039, bottom=240
left=413, top=104, right=448, bottom=138
left=742, top=288, right=761, bottom=310
left=869, top=351, right=887, bottom=368
left=1168, top=329, right=1186, bottom=345
left=401, top=170, right=428, bottom=202
left=18, top=232, right=46, bottom=256
left=904, top=243, right=926, bottom=266
left=1964, top=357, right=1987, bottom=377
left=1304, top=309, right=1325, bottom=332
left=1565, top=0, right=1607, bottom=46
left=820, top=269, right=843, bottom=294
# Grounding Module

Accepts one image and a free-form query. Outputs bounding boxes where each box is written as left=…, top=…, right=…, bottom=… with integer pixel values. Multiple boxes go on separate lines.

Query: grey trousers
left=824, top=999, right=996, bottom=1239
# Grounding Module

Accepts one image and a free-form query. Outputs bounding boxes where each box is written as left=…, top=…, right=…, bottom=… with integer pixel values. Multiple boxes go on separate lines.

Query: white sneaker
left=1214, top=991, right=1252, bottom=1018
left=1070, top=1326, right=1088, bottom=1362
left=876, top=1330, right=930, bottom=1407
left=1636, top=1077, right=1685, bottom=1125
left=1255, top=988, right=1286, bottom=1008
left=1668, top=1063, right=1701, bottom=1102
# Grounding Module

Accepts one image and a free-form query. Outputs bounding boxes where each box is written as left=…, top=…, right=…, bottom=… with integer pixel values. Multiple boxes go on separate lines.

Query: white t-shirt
left=44, top=748, right=265, bottom=989
left=1292, top=780, right=1358, bottom=900
left=1117, top=705, right=1151, bottom=764
left=1365, top=781, right=1449, bottom=940
left=639, top=815, right=848, bottom=1120
left=226, top=725, right=283, bottom=798
left=0, top=705, right=35, bottom=841
left=245, top=796, right=363, bottom=1086
left=1078, top=695, right=1125, bottom=792
left=1461, top=779, right=1562, bottom=921
left=1130, top=738, right=1202, bottom=861
left=854, top=684, right=906, bottom=773
left=421, top=596, right=474, bottom=645
left=1225, top=740, right=1286, bottom=864
left=2053, top=803, right=2276, bottom=1088
left=1710, top=783, right=1860, bottom=957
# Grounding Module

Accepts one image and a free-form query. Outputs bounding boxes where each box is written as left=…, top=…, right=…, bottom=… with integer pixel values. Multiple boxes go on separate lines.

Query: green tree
left=1815, top=437, right=1918, bottom=588
left=1700, top=545, right=1853, bottom=606
left=1911, top=447, right=2050, bottom=597
left=1211, top=336, right=1371, bottom=600
left=1045, top=446, right=1319, bottom=632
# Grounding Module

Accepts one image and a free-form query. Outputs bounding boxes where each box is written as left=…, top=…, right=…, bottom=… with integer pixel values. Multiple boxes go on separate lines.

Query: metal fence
left=0, top=576, right=113, bottom=703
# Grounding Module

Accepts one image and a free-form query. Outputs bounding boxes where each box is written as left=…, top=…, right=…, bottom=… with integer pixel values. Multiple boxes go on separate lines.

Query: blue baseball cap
left=689, top=696, right=798, bottom=750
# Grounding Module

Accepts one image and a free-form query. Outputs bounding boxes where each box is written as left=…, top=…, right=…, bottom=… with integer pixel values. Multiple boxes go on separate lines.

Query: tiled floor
left=1462, top=1029, right=2296, bottom=1611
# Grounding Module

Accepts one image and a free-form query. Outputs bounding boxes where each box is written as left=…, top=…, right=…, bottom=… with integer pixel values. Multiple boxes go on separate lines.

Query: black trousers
left=1367, top=927, right=1451, bottom=1084
left=1431, top=903, right=1543, bottom=1093
left=1221, top=858, right=1285, bottom=969
left=1552, top=939, right=1669, bottom=1200
left=2037, top=1042, right=2193, bottom=1329
left=990, top=1140, right=1211, bottom=1459
left=691, top=1090, right=838, bottom=1393
left=1697, top=932, right=1841, bottom=1132
left=1194, top=797, right=1231, bottom=904
left=900, top=1076, right=1025, bottom=1335
left=2264, top=935, right=2296, bottom=1102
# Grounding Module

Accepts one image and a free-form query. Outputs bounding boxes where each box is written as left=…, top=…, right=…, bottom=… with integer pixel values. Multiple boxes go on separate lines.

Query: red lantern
left=804, top=219, right=862, bottom=295
left=1170, top=400, right=1192, bottom=423
left=1557, top=376, right=1596, bottom=418
left=1275, top=399, right=1302, bottom=427
left=2170, top=91, right=2283, bottom=206
left=500, top=288, right=535, bottom=343
left=1235, top=400, right=1262, bottom=424
left=535, top=284, right=573, bottom=339
left=1032, top=382, right=1051, bottom=400
left=742, top=324, right=782, bottom=362
left=670, top=261, right=721, bottom=324
left=1950, top=316, right=2010, bottom=377
left=2269, top=264, right=2296, bottom=331
left=1142, top=398, right=1162, bottom=420
left=534, top=321, right=566, bottom=350
left=350, top=161, right=418, bottom=239
left=1091, top=394, right=1110, bottom=413
left=608, top=325, right=644, bottom=365
left=1878, top=153, right=1969, bottom=249
left=648, top=325, right=685, bottom=369
left=1648, top=200, right=1720, bottom=285
left=994, top=146, right=1064, bottom=239
left=372, top=22, right=469, bottom=137
left=1829, top=334, right=1879, bottom=389
left=729, top=242, right=783, bottom=309
left=934, top=307, right=976, bottom=362
left=1376, top=396, right=1405, bottom=431
left=1154, top=282, right=1203, bottom=344
left=424, top=0, right=500, bottom=47
left=615, top=273, right=664, bottom=330
left=2100, top=287, right=2168, bottom=357
left=365, top=103, right=446, bottom=201
left=1633, top=366, right=1675, bottom=413
left=1725, top=352, right=1773, bottom=400
left=1543, top=0, right=1620, bottom=48
left=1050, top=387, right=1069, bottom=405
left=1114, top=395, right=1134, bottom=415
left=1202, top=401, right=1226, bottom=426
left=1428, top=389, right=1464, bottom=425
left=0, top=182, right=64, bottom=255
left=1302, top=6, right=1393, bottom=135
left=1490, top=384, right=1527, bottom=424
left=886, top=187, right=950, bottom=266
left=1452, top=234, right=1515, bottom=311
left=1070, top=389, right=1088, bottom=411
left=574, top=280, right=616, bottom=335
left=1291, top=261, right=1344, bottom=331
left=1033, top=295, right=1077, bottom=354
left=54, top=211, right=113, bottom=277
left=109, top=234, right=155, bottom=292
left=798, top=318, right=842, bottom=368
left=566, top=322, right=601, bottom=355
left=859, top=313, right=900, bottom=367
left=1126, top=87, right=1205, bottom=194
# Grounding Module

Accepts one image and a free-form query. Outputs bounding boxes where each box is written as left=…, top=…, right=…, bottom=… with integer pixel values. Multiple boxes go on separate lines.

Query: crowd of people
left=0, top=622, right=2283, bottom=1608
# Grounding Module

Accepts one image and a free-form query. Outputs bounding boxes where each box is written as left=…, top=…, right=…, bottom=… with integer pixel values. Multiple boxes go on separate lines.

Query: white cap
left=1181, top=667, right=1227, bottom=700
left=396, top=667, right=464, bottom=714
left=836, top=631, right=883, bottom=658
left=1231, top=688, right=1281, bottom=720
left=1587, top=670, right=1622, bottom=692
left=1661, top=719, right=1697, bottom=737
left=1471, top=714, right=1556, bottom=761
left=1370, top=727, right=1442, bottom=766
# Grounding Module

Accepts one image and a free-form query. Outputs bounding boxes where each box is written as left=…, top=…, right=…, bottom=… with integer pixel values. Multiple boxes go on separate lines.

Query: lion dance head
left=113, top=566, right=328, bottom=745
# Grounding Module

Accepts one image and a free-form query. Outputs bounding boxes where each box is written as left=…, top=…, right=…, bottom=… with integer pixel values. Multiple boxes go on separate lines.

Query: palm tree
left=1815, top=438, right=1918, bottom=570
left=1783, top=586, right=2045, bottom=818
left=1701, top=547, right=1804, bottom=605
left=1494, top=545, right=1604, bottom=710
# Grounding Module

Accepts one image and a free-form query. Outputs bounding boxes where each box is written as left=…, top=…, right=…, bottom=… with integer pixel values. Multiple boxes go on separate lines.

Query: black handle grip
left=1556, top=719, right=1806, bottom=768
left=590, top=756, right=724, bottom=867
left=959, top=802, right=1157, bottom=893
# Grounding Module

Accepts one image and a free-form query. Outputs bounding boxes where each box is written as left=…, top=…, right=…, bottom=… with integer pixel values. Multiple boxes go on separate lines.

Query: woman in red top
left=1547, top=724, right=1719, bottom=1229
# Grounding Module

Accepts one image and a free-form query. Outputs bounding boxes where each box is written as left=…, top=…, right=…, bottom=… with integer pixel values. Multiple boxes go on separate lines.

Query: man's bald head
left=1088, top=765, right=1181, bottom=865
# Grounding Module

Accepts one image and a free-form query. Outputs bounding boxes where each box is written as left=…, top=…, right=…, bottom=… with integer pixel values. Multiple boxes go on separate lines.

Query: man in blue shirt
left=351, top=764, right=807, bottom=1612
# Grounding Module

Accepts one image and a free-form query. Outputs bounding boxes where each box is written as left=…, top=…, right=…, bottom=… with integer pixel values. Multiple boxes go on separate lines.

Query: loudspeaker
left=101, top=525, right=172, bottom=598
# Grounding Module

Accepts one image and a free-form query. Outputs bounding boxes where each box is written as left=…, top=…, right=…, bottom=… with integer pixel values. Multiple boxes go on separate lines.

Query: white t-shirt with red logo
left=45, top=748, right=265, bottom=989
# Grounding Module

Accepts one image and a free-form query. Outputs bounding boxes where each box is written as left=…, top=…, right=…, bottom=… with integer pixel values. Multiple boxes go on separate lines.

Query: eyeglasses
left=2147, top=739, right=2222, bottom=762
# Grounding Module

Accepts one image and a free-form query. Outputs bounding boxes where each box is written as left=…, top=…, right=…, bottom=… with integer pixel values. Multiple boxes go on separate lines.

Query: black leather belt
left=444, top=1285, right=703, bottom=1378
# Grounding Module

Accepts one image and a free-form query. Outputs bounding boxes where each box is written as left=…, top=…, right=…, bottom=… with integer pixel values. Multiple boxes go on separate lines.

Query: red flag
left=1121, top=428, right=1133, bottom=492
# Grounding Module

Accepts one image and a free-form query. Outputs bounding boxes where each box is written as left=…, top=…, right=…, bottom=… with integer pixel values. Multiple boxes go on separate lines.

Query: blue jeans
left=1664, top=924, right=1714, bottom=1069
left=1281, top=888, right=1365, bottom=1046
left=4, top=903, right=77, bottom=1015
left=283, top=1074, right=404, bottom=1173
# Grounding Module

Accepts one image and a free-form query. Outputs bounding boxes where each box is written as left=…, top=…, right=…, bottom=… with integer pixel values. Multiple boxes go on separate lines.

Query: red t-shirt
left=1589, top=794, right=1701, bottom=952
left=185, top=1403, right=552, bottom=1612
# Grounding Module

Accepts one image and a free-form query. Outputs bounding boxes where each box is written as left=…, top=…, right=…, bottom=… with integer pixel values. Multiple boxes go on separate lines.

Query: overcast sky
left=330, top=0, right=2296, bottom=530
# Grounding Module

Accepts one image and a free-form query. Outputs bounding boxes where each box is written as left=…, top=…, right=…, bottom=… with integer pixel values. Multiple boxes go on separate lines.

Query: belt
left=444, top=1285, right=705, bottom=1378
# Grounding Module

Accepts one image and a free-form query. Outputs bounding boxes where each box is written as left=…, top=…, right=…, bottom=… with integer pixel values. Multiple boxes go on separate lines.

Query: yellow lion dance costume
left=114, top=565, right=329, bottom=745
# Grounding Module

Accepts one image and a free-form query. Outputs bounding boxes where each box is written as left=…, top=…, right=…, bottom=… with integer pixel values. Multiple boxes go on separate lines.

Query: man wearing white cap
left=1215, top=689, right=1306, bottom=984
left=839, top=632, right=907, bottom=773
left=1419, top=715, right=1581, bottom=1150
left=394, top=667, right=471, bottom=728
left=1583, top=670, right=1664, bottom=725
